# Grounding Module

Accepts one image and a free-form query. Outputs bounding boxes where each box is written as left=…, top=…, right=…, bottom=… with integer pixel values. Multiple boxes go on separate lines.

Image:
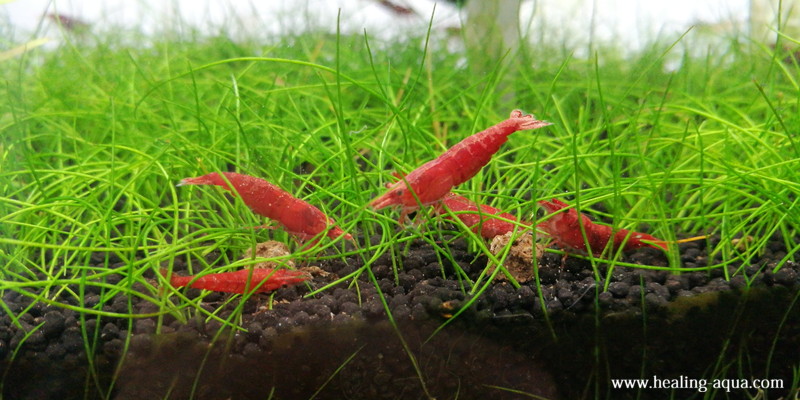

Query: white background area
left=2, top=0, right=756, bottom=50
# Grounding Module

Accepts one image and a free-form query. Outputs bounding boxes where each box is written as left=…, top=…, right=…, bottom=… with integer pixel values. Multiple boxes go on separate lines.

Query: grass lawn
left=2, top=16, right=800, bottom=398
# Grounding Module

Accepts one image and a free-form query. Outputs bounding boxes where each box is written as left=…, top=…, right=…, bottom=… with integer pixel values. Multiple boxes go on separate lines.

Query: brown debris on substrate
left=487, top=231, right=545, bottom=283
left=241, top=240, right=330, bottom=278
left=242, top=241, right=295, bottom=269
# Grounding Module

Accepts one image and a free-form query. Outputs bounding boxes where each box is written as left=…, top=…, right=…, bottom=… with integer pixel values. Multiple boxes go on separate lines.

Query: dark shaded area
left=1, top=235, right=799, bottom=399
left=113, top=321, right=557, bottom=400
left=537, top=286, right=800, bottom=399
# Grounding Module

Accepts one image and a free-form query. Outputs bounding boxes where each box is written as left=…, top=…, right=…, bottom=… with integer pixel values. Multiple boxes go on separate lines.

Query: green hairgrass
left=2, top=10, right=800, bottom=399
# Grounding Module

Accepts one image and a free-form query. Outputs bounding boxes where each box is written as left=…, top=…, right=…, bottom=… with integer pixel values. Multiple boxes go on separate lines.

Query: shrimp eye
left=394, top=189, right=404, bottom=197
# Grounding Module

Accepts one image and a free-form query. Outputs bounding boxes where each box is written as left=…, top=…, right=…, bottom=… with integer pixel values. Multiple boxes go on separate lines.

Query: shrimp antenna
left=641, top=235, right=706, bottom=252
left=673, top=235, right=707, bottom=244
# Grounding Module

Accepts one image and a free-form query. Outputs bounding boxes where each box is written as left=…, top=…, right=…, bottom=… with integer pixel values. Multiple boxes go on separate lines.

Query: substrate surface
left=2, top=235, right=799, bottom=399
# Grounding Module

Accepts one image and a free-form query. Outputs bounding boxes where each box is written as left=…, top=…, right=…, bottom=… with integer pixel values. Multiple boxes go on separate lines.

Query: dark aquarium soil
left=2, top=235, right=799, bottom=400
